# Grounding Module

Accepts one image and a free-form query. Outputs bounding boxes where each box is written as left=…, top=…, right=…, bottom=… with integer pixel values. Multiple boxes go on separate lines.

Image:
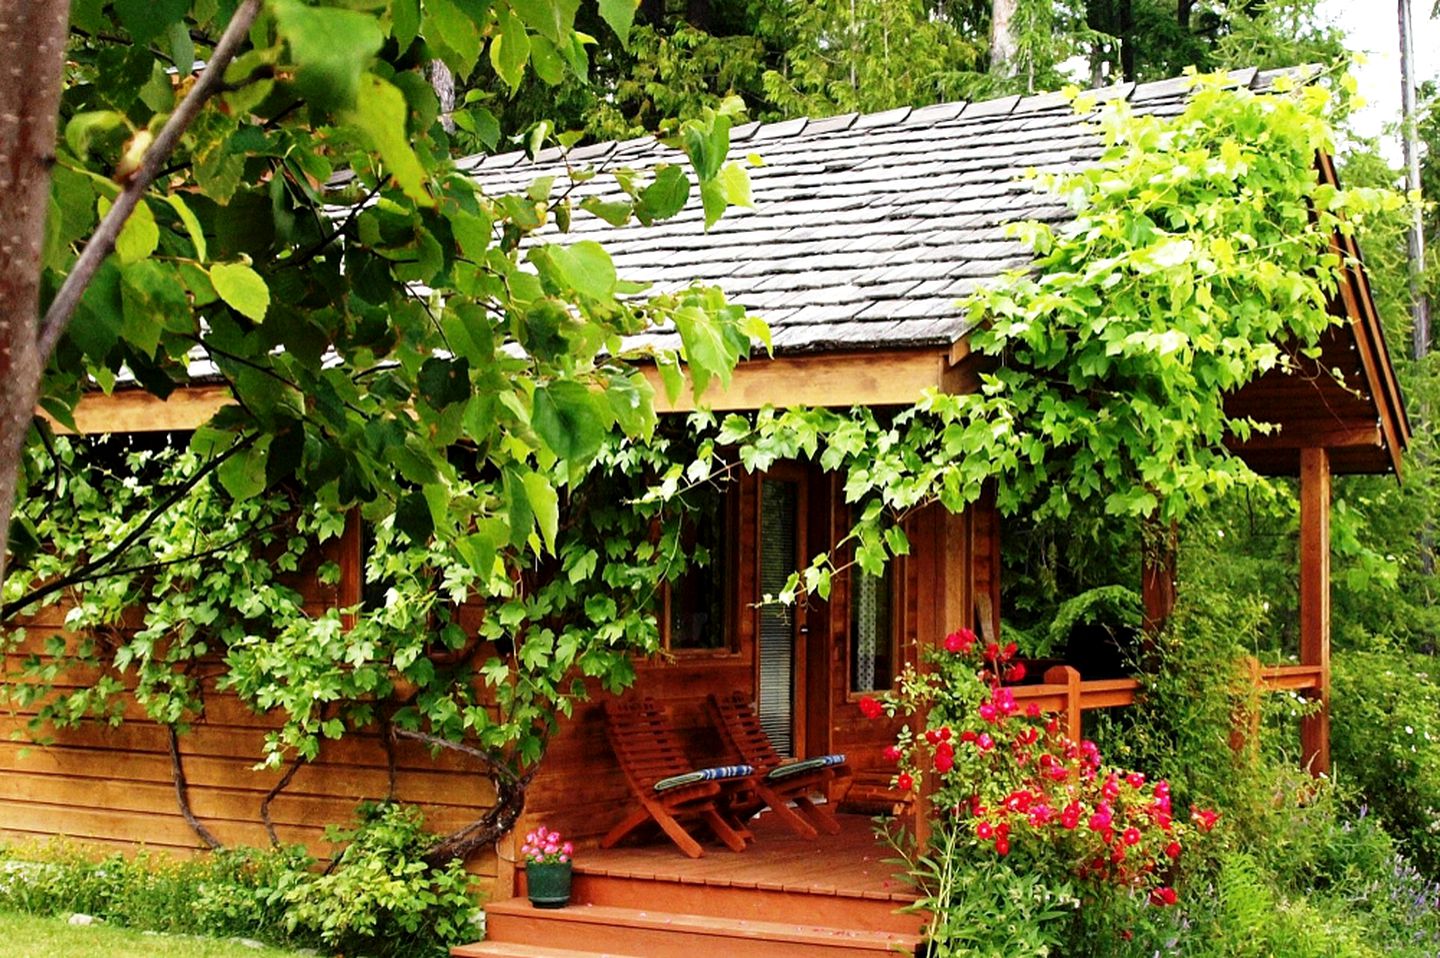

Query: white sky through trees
left=1318, top=0, right=1440, bottom=161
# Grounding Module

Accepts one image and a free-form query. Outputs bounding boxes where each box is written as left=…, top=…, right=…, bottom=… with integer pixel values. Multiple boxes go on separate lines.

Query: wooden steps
left=450, top=942, right=643, bottom=958
left=568, top=871, right=921, bottom=935
left=456, top=900, right=922, bottom=958
left=451, top=815, right=924, bottom=958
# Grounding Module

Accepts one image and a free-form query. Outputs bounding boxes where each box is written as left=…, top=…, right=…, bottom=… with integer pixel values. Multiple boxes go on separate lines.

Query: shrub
left=0, top=842, right=303, bottom=942
left=870, top=629, right=1219, bottom=955
left=1331, top=648, right=1440, bottom=874
left=273, top=802, right=480, bottom=957
left=0, top=803, right=480, bottom=957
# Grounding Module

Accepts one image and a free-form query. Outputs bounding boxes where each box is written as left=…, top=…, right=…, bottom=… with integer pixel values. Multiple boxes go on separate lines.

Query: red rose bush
left=869, top=629, right=1219, bottom=952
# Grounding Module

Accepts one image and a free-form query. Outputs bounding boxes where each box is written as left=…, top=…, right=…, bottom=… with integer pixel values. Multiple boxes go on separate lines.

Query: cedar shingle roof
left=459, top=66, right=1301, bottom=355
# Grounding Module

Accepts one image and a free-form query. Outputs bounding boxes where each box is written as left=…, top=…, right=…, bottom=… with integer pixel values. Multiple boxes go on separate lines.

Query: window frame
left=658, top=479, right=741, bottom=658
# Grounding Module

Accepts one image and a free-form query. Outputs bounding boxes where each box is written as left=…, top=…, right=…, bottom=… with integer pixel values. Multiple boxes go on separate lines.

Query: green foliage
left=3, top=426, right=726, bottom=778
left=1332, top=649, right=1440, bottom=873
left=16, top=0, right=769, bottom=846
left=705, top=73, right=1399, bottom=608
left=0, top=842, right=303, bottom=944
left=0, top=805, right=480, bottom=957
left=896, top=832, right=1075, bottom=958
left=756, top=0, right=986, bottom=118
left=273, top=803, right=478, bottom=956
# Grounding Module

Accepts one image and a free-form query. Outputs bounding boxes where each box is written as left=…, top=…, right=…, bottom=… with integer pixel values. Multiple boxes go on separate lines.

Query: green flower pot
left=525, top=861, right=573, bottom=909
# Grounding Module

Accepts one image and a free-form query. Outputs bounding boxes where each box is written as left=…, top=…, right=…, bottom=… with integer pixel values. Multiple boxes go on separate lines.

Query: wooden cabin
left=2, top=68, right=1411, bottom=957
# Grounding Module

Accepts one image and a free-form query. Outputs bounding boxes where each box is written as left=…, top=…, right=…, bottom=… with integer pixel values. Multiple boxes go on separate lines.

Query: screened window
left=665, top=484, right=730, bottom=651
left=850, top=565, right=895, bottom=694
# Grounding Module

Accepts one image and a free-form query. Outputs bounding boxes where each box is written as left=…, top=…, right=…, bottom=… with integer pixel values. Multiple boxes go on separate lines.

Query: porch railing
left=1022, top=659, right=1324, bottom=748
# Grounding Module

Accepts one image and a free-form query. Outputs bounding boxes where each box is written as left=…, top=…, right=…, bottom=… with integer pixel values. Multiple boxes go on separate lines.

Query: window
left=850, top=564, right=895, bottom=694
left=663, top=483, right=730, bottom=652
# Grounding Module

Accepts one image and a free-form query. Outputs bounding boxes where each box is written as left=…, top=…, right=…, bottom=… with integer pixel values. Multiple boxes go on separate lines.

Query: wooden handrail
left=1004, top=659, right=1317, bottom=719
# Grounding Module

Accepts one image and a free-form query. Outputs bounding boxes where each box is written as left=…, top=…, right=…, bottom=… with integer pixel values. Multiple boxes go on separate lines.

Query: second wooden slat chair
left=707, top=691, right=853, bottom=839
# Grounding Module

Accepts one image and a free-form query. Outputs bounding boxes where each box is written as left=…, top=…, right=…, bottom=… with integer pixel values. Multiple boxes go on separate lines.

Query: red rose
left=859, top=696, right=884, bottom=720
left=896, top=772, right=914, bottom=791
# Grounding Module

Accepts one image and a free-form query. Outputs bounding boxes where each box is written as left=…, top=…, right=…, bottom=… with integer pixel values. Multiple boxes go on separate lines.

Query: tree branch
left=390, top=726, right=523, bottom=787
left=35, top=0, right=263, bottom=365
left=260, top=756, right=304, bottom=847
left=168, top=724, right=223, bottom=849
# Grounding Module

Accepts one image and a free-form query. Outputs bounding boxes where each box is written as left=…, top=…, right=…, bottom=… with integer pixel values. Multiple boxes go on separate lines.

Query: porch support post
left=1141, top=521, right=1177, bottom=636
left=1299, top=447, right=1332, bottom=775
left=338, top=509, right=362, bottom=631
left=913, top=506, right=974, bottom=850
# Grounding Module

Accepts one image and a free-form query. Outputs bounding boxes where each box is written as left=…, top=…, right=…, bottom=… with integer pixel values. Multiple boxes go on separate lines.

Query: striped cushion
left=767, top=754, right=847, bottom=781
left=653, top=764, right=754, bottom=793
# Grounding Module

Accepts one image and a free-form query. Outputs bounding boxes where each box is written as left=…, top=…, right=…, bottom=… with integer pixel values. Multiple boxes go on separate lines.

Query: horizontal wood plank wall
left=0, top=535, right=499, bottom=886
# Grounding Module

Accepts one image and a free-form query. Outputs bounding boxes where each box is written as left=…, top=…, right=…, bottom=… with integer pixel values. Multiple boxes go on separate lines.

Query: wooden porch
left=455, top=813, right=924, bottom=958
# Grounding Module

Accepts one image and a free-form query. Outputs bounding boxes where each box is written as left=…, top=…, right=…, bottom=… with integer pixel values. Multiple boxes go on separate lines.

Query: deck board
left=576, top=812, right=914, bottom=902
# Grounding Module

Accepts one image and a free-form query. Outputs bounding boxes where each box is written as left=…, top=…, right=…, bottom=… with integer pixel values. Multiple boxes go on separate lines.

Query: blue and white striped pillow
left=653, top=764, right=755, bottom=792
left=766, top=754, right=847, bottom=781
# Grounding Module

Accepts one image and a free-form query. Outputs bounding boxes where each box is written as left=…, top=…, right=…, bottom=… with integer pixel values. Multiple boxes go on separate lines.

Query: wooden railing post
left=1299, top=448, right=1332, bottom=775
left=1230, top=656, right=1262, bottom=758
left=1044, top=665, right=1083, bottom=744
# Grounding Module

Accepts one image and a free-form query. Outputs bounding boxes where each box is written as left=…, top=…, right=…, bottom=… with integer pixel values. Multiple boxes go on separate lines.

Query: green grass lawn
left=0, top=910, right=313, bottom=958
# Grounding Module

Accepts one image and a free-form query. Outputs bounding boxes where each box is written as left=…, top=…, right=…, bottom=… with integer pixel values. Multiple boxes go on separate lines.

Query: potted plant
left=520, top=825, right=574, bottom=908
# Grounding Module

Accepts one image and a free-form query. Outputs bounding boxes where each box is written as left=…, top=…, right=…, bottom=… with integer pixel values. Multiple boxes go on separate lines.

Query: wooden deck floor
left=576, top=812, right=915, bottom=902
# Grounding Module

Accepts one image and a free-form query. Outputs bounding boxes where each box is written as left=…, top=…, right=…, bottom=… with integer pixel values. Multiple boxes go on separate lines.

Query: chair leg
left=701, top=808, right=750, bottom=852
left=600, top=806, right=653, bottom=850
left=795, top=795, right=843, bottom=835
left=757, top=785, right=819, bottom=839
left=651, top=806, right=707, bottom=859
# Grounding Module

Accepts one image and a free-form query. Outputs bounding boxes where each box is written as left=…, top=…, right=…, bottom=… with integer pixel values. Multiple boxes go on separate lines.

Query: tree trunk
left=430, top=60, right=457, bottom=134
left=1400, top=0, right=1430, bottom=358
left=1119, top=0, right=1135, bottom=82
left=990, top=0, right=1020, bottom=79
left=0, top=1, right=71, bottom=586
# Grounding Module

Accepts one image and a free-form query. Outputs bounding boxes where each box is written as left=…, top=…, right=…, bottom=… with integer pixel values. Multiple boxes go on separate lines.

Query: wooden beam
left=910, top=505, right=973, bottom=851
left=1299, top=447, right=1331, bottom=775
left=45, top=384, right=233, bottom=435
left=646, top=349, right=950, bottom=412
left=1227, top=423, right=1383, bottom=452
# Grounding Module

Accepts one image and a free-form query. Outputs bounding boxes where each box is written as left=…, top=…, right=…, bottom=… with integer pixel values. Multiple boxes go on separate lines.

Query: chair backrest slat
left=604, top=698, right=695, bottom=792
left=708, top=692, right=783, bottom=773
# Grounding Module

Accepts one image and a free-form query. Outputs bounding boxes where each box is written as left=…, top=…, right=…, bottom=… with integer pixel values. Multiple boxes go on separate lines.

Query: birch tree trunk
left=1399, top=0, right=1430, bottom=358
left=990, top=0, right=1020, bottom=79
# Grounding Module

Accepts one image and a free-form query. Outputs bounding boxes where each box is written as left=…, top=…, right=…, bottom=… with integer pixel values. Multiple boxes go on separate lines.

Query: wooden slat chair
left=601, top=697, right=755, bottom=859
left=707, top=692, right=853, bottom=839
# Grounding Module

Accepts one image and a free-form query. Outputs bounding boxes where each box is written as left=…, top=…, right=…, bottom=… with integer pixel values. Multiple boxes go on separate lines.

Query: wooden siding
left=0, top=535, right=499, bottom=883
